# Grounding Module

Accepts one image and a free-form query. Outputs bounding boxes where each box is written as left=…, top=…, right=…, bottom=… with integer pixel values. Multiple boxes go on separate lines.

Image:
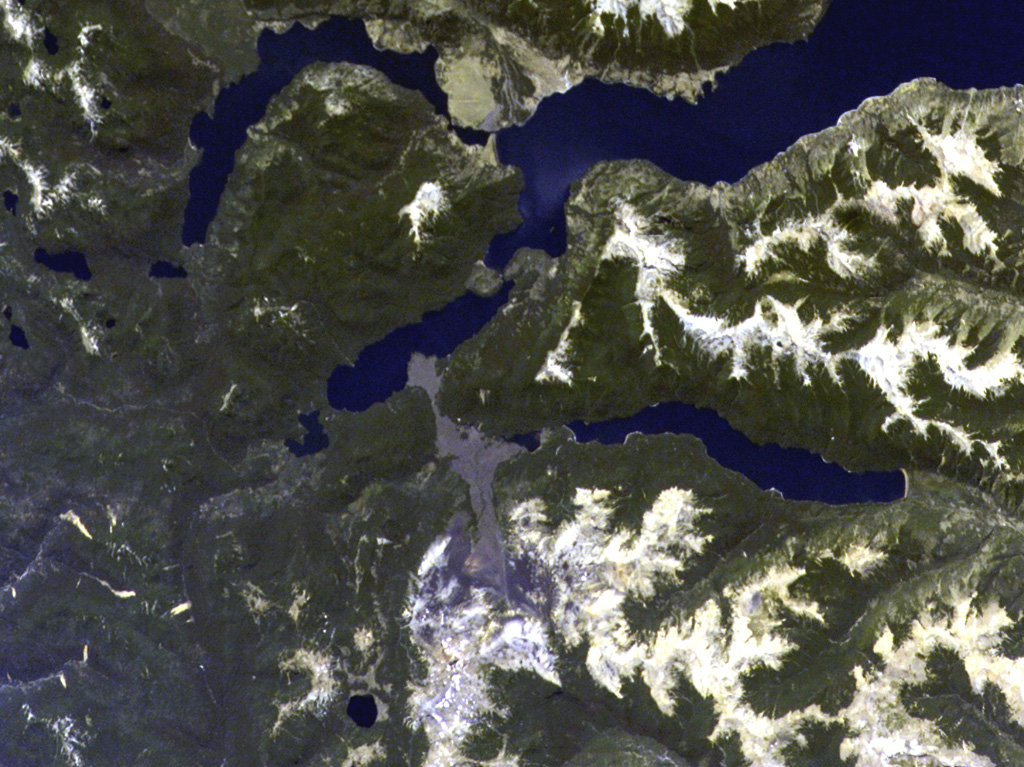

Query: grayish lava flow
left=408, top=354, right=524, bottom=601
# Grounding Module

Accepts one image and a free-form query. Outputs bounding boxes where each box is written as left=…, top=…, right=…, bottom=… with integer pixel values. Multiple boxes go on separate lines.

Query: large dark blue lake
left=182, top=1, right=1024, bottom=502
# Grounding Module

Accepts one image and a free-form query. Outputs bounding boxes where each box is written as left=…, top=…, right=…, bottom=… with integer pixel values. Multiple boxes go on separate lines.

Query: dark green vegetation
left=0, top=387, right=448, bottom=765
left=200, top=61, right=520, bottom=435
left=901, top=647, right=1024, bottom=767
left=242, top=0, right=830, bottom=128
left=0, top=0, right=246, bottom=257
left=0, top=3, right=519, bottom=762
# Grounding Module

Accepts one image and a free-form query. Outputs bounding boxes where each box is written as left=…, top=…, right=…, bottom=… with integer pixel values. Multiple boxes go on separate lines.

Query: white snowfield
left=407, top=483, right=1024, bottom=767
left=591, top=0, right=748, bottom=37
left=405, top=531, right=560, bottom=767
left=399, top=181, right=450, bottom=247
left=509, top=487, right=712, bottom=697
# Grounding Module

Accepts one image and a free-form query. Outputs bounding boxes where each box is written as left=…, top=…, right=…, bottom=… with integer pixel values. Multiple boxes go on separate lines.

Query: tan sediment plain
left=248, top=0, right=830, bottom=129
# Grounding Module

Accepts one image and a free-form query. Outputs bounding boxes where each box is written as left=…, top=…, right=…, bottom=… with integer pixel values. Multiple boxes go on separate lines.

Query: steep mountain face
left=440, top=79, right=1024, bottom=502
left=243, top=0, right=831, bottom=129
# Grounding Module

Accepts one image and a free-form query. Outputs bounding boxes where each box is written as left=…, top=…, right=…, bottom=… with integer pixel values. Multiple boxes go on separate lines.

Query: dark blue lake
left=180, top=0, right=1024, bottom=501
left=33, top=248, right=91, bottom=281
left=565, top=403, right=904, bottom=504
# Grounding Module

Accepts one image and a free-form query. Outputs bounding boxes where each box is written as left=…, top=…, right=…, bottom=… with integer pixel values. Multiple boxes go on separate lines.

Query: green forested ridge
left=440, top=79, right=1024, bottom=505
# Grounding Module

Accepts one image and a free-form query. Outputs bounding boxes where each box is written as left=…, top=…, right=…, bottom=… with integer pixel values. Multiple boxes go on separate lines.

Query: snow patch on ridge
left=400, top=181, right=449, bottom=248
left=863, top=180, right=999, bottom=261
left=603, top=205, right=686, bottom=364
left=836, top=543, right=887, bottom=575
left=590, top=0, right=746, bottom=37
left=852, top=321, right=1013, bottom=462
left=536, top=300, right=583, bottom=384
left=603, top=206, right=686, bottom=277
left=300, top=64, right=399, bottom=117
left=15, top=19, right=107, bottom=132
left=740, top=117, right=1005, bottom=281
left=273, top=648, right=341, bottom=734
left=740, top=178, right=998, bottom=283
left=643, top=564, right=830, bottom=764
left=535, top=205, right=686, bottom=379
left=0, top=136, right=86, bottom=219
left=660, top=293, right=851, bottom=385
left=739, top=213, right=876, bottom=280
left=1, top=0, right=38, bottom=46
left=918, top=122, right=1002, bottom=197
left=22, top=706, right=90, bottom=767
left=341, top=743, right=386, bottom=767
